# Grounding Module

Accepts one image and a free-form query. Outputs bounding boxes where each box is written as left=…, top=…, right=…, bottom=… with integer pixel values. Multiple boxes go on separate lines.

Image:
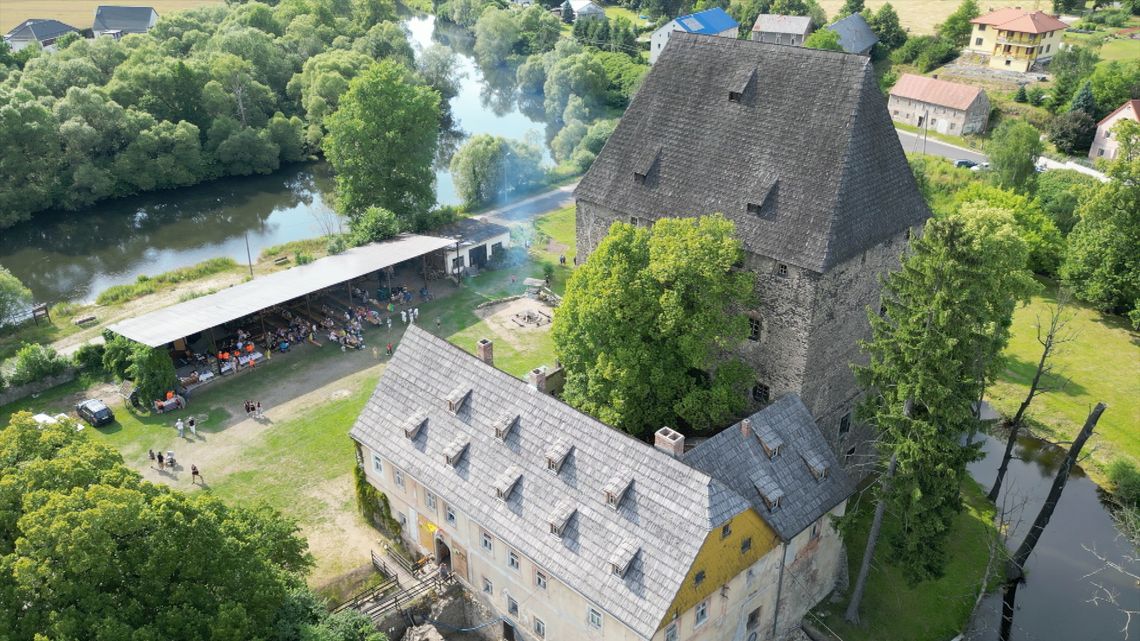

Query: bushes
left=354, top=464, right=402, bottom=536
left=96, top=258, right=238, bottom=305
left=9, top=342, right=69, bottom=386
left=73, top=342, right=107, bottom=374
left=891, top=36, right=957, bottom=72
left=128, top=343, right=177, bottom=404
left=1108, top=460, right=1140, bottom=508
left=326, top=234, right=348, bottom=255
left=295, top=251, right=314, bottom=265
left=349, top=206, right=400, bottom=246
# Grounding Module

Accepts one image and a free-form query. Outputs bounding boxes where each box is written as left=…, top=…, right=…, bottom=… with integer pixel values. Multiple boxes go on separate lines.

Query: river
left=967, top=432, right=1138, bottom=641
left=0, top=14, right=548, bottom=304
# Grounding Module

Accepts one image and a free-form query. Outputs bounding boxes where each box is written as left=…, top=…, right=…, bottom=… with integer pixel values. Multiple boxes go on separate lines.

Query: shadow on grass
left=999, top=352, right=1088, bottom=398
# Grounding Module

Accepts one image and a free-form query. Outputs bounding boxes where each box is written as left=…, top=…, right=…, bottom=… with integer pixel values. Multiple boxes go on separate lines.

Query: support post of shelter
left=258, top=310, right=268, bottom=345
left=208, top=326, right=219, bottom=374
left=422, top=255, right=428, bottom=287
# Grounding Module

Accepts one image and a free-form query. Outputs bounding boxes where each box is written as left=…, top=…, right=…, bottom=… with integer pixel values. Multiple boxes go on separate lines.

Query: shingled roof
left=349, top=326, right=751, bottom=639
left=93, top=6, right=157, bottom=33
left=684, top=395, right=855, bottom=540
left=576, top=33, right=929, bottom=272
left=4, top=19, right=79, bottom=43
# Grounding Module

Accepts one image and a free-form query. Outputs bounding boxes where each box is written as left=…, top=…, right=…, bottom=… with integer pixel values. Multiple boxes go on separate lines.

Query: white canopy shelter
left=107, top=234, right=455, bottom=347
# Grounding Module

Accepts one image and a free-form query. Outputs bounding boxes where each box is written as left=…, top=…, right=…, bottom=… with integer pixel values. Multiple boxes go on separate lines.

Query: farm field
left=1099, top=36, right=1140, bottom=61
left=0, top=0, right=220, bottom=32
left=816, top=0, right=1034, bottom=35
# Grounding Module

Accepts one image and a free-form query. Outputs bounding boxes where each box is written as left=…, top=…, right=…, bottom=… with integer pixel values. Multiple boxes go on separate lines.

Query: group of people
left=174, top=416, right=198, bottom=438
left=244, top=400, right=263, bottom=418
left=400, top=307, right=421, bottom=325
left=149, top=449, right=203, bottom=484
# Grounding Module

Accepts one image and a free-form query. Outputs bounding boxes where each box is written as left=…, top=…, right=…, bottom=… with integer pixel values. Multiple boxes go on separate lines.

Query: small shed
left=435, top=218, right=512, bottom=275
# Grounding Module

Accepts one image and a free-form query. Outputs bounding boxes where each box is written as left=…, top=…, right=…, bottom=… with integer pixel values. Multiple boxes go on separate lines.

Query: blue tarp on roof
left=675, top=7, right=738, bottom=34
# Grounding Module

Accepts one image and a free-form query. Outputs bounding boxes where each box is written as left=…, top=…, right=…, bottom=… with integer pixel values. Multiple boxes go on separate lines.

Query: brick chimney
left=654, top=427, right=685, bottom=458
left=740, top=418, right=752, bottom=439
left=476, top=338, right=494, bottom=366
left=528, top=366, right=547, bottom=393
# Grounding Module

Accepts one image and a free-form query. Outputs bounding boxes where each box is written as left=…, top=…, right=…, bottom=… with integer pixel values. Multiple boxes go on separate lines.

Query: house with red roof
left=1089, top=99, right=1140, bottom=162
left=966, top=7, right=1069, bottom=72
left=888, top=74, right=990, bottom=134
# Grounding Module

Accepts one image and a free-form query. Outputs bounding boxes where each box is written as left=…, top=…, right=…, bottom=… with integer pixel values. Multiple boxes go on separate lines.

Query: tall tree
left=838, top=0, right=864, bottom=18
left=1068, top=80, right=1098, bottom=116
left=986, top=119, right=1044, bottom=192
left=553, top=215, right=756, bottom=436
left=845, top=217, right=1011, bottom=621
left=865, top=3, right=907, bottom=50
left=0, top=265, right=33, bottom=326
left=449, top=134, right=545, bottom=208
left=988, top=295, right=1074, bottom=503
left=324, top=60, right=440, bottom=219
left=804, top=29, right=844, bottom=51
left=938, top=0, right=980, bottom=47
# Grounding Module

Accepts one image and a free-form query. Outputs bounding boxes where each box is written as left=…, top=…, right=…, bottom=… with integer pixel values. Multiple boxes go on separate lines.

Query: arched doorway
left=434, top=537, right=452, bottom=578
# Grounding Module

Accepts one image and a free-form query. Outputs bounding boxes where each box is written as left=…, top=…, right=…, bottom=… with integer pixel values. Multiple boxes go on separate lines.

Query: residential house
left=436, top=218, right=512, bottom=275
left=888, top=73, right=990, bottom=135
left=750, top=14, right=814, bottom=46
left=560, top=0, right=605, bottom=23
left=650, top=8, right=739, bottom=64
left=575, top=33, right=930, bottom=464
left=966, top=8, right=1068, bottom=72
left=350, top=326, right=855, bottom=641
left=3, top=19, right=80, bottom=52
left=93, top=5, right=159, bottom=38
left=825, top=13, right=878, bottom=55
left=1089, top=99, right=1140, bottom=161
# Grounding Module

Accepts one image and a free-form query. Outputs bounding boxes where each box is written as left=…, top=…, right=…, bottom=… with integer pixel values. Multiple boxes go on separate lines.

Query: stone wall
left=0, top=369, right=77, bottom=408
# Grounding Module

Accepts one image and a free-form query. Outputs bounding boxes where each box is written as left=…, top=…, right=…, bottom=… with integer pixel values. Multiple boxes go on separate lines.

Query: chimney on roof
left=528, top=367, right=547, bottom=393
left=654, top=426, right=685, bottom=458
left=476, top=338, right=494, bottom=366
left=740, top=418, right=752, bottom=439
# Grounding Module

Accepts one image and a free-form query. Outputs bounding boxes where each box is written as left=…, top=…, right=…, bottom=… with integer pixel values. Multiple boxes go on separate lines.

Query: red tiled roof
left=889, top=74, right=984, bottom=111
left=971, top=8, right=1068, bottom=34
left=1098, top=99, right=1140, bottom=127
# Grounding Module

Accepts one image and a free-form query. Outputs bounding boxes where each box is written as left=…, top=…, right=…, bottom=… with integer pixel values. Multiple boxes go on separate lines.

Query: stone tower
left=573, top=33, right=930, bottom=465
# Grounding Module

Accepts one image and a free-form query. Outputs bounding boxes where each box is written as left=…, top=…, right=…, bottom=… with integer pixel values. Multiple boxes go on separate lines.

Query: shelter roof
left=434, top=217, right=511, bottom=246
left=890, top=73, right=985, bottom=111
left=106, top=235, right=453, bottom=347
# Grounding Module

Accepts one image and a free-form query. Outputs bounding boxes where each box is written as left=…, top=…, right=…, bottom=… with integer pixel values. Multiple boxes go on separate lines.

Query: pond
left=0, top=14, right=551, bottom=304
left=967, top=431, right=1138, bottom=641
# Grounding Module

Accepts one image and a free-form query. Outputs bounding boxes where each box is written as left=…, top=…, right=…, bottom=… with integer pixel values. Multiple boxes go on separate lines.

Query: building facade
left=650, top=8, right=739, bottom=64
left=965, top=8, right=1067, bottom=72
left=437, top=218, right=512, bottom=276
left=750, top=14, right=814, bottom=46
left=1089, top=99, right=1139, bottom=162
left=574, top=34, right=929, bottom=464
left=3, top=19, right=79, bottom=52
left=888, top=73, right=990, bottom=135
left=350, top=327, right=854, bottom=641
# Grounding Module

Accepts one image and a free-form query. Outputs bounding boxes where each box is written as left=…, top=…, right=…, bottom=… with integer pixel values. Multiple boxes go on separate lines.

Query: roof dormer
left=548, top=497, right=576, bottom=537
left=403, top=413, right=427, bottom=440
left=602, top=474, right=633, bottom=510
left=802, top=450, right=830, bottom=481
left=750, top=469, right=785, bottom=513
left=494, top=466, right=522, bottom=501
left=755, top=423, right=784, bottom=459
left=443, top=434, right=470, bottom=467
left=494, top=414, right=518, bottom=441
left=609, top=537, right=640, bottom=578
left=545, top=439, right=573, bottom=474
left=446, top=387, right=471, bottom=414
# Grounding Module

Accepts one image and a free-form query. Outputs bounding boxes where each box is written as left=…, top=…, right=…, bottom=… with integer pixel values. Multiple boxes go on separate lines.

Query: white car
left=970, top=162, right=991, bottom=172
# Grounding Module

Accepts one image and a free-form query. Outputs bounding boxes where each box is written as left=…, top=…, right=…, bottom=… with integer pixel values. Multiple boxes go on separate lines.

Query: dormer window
left=632, top=146, right=661, bottom=187
left=446, top=387, right=471, bottom=414
left=444, top=434, right=470, bottom=467
left=803, top=451, right=830, bottom=481
left=494, top=414, right=518, bottom=441
left=746, top=202, right=762, bottom=215
left=609, top=538, right=639, bottom=578
left=548, top=498, right=576, bottom=537
left=545, top=440, right=573, bottom=474
left=494, top=466, right=522, bottom=501
left=729, top=90, right=743, bottom=103
left=403, top=413, right=427, bottom=440
left=751, top=469, right=784, bottom=513
left=603, top=475, right=632, bottom=510
left=730, top=66, right=756, bottom=103
left=777, top=263, right=788, bottom=278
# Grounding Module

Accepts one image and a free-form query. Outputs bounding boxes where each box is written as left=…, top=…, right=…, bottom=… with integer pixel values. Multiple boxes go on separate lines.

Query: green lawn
left=603, top=4, right=646, bottom=25
left=1099, top=37, right=1140, bottom=62
left=814, top=480, right=998, bottom=641
left=988, top=281, right=1140, bottom=474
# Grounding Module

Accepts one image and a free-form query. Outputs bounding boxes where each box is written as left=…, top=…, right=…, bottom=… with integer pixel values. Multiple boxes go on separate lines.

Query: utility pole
left=244, top=231, right=254, bottom=278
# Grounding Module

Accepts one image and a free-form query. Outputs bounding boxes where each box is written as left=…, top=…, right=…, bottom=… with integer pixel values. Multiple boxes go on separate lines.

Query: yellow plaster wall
left=657, top=509, right=780, bottom=629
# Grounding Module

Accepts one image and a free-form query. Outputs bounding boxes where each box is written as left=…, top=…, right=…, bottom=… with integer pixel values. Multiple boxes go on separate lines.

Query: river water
left=0, top=14, right=547, bottom=304
left=966, top=432, right=1138, bottom=641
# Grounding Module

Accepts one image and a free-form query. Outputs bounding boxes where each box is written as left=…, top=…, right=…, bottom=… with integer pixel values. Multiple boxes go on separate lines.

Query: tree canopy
left=0, top=265, right=32, bottom=326
left=553, top=215, right=757, bottom=437
left=985, top=119, right=1043, bottom=192
left=324, top=60, right=441, bottom=219
left=449, top=134, right=545, bottom=208
left=937, top=0, right=980, bottom=47
left=804, top=29, right=844, bottom=51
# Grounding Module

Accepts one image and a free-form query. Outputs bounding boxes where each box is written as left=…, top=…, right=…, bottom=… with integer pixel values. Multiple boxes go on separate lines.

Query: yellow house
left=966, top=8, right=1068, bottom=72
left=351, top=326, right=855, bottom=641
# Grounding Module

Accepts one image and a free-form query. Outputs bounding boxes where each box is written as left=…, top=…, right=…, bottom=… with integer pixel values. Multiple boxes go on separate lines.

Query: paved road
left=482, top=182, right=578, bottom=225
left=895, top=129, right=988, bottom=164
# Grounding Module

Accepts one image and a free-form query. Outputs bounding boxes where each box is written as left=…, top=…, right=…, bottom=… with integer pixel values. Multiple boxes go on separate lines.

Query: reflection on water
left=0, top=164, right=339, bottom=303
left=967, top=432, right=1138, bottom=640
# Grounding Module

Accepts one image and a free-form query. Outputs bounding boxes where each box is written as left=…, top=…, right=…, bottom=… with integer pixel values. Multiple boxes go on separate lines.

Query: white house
left=561, top=0, right=606, bottom=23
left=3, top=19, right=80, bottom=52
left=436, top=218, right=512, bottom=276
left=650, top=7, right=739, bottom=64
left=1089, top=99, right=1140, bottom=162
left=93, top=5, right=159, bottom=38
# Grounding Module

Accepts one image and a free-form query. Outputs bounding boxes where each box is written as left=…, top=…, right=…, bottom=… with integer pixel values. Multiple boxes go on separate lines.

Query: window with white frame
left=371, top=454, right=383, bottom=474
left=533, top=617, right=546, bottom=639
left=482, top=577, right=493, bottom=594
left=695, top=600, right=709, bottom=627
left=665, top=622, right=678, bottom=641
left=508, top=549, right=520, bottom=571
left=507, top=596, right=519, bottom=617
left=535, top=569, right=548, bottom=590
left=481, top=530, right=494, bottom=552
left=445, top=505, right=456, bottom=525
left=588, top=607, right=603, bottom=629
left=393, top=468, right=404, bottom=488
left=425, top=491, right=437, bottom=511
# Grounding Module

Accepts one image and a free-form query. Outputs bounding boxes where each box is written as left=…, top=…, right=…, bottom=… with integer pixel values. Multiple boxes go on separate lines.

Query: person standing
left=191, top=464, right=201, bottom=484
left=175, top=418, right=184, bottom=439
left=386, top=342, right=393, bottom=356
left=148, top=449, right=156, bottom=466
left=188, top=417, right=197, bottom=437
left=435, top=317, right=441, bottom=332
left=401, top=310, right=407, bottom=324
left=156, top=452, right=165, bottom=468
left=256, top=401, right=263, bottom=418
left=386, top=316, right=392, bottom=331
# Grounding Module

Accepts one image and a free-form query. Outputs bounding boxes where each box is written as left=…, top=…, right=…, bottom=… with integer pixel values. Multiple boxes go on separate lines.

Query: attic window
left=602, top=474, right=633, bottom=510
left=632, top=146, right=661, bottom=186
left=548, top=498, right=576, bottom=537
left=494, top=414, right=518, bottom=441
left=729, top=90, right=744, bottom=103
left=746, top=202, right=762, bottom=215
left=609, top=538, right=640, bottom=578
left=545, top=440, right=573, bottom=474
left=802, top=451, right=830, bottom=481
left=493, top=466, right=522, bottom=501
left=730, top=66, right=756, bottom=103
left=755, top=422, right=784, bottom=459
left=446, top=387, right=471, bottom=414
left=443, top=434, right=470, bottom=467
left=634, top=171, right=647, bottom=185
left=403, top=413, right=427, bottom=440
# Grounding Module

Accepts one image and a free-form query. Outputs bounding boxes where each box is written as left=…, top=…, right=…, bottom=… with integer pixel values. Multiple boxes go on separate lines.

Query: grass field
left=814, top=480, right=998, bottom=641
left=988, top=281, right=1140, bottom=475
left=1099, top=37, right=1140, bottom=61
left=0, top=0, right=221, bottom=32
left=816, top=0, right=1028, bottom=36
left=603, top=4, right=648, bottom=26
